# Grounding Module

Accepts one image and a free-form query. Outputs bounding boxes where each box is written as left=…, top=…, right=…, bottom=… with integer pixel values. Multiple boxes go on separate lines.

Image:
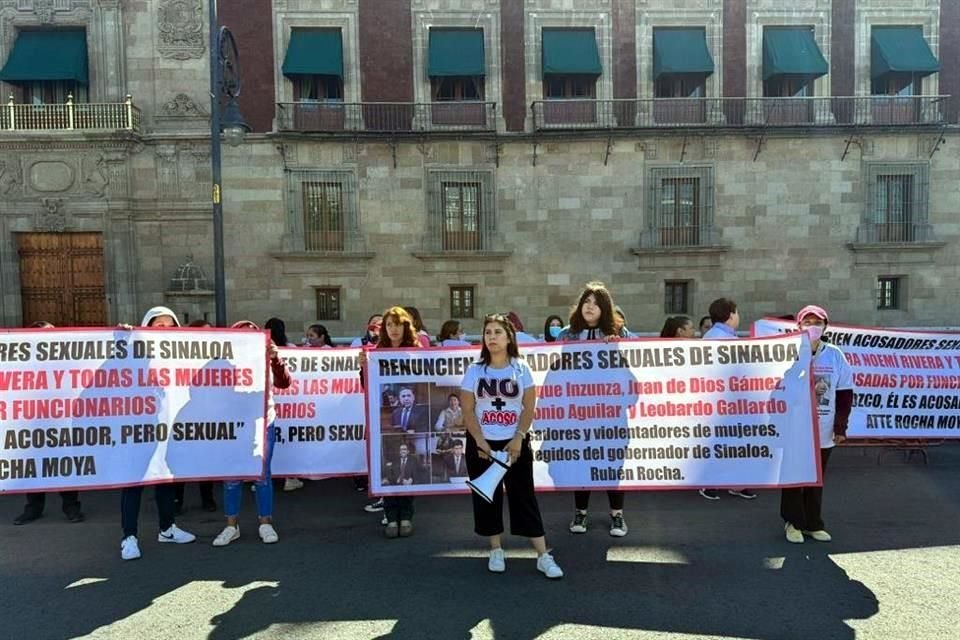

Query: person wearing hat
left=119, top=307, right=197, bottom=560
left=781, top=305, right=853, bottom=544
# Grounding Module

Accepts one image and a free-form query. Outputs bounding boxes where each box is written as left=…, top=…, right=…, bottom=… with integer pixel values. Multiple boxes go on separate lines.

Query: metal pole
left=209, top=0, right=226, bottom=327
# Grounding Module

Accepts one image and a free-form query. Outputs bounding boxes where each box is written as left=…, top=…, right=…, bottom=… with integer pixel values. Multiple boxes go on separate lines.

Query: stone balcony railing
left=0, top=94, right=143, bottom=133
left=276, top=101, right=497, bottom=133
left=531, top=95, right=952, bottom=131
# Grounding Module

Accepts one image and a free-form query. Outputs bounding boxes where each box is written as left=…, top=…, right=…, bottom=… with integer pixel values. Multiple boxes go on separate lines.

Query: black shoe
left=728, top=489, right=758, bottom=500
left=13, top=510, right=42, bottom=525
left=65, top=511, right=85, bottom=523
left=698, top=489, right=721, bottom=501
left=202, top=500, right=218, bottom=513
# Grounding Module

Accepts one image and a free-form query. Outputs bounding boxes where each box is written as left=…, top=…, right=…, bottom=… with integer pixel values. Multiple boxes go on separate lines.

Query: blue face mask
left=548, top=326, right=562, bottom=339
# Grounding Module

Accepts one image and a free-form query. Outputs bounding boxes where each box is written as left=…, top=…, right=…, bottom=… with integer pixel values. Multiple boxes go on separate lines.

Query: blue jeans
left=223, top=423, right=276, bottom=519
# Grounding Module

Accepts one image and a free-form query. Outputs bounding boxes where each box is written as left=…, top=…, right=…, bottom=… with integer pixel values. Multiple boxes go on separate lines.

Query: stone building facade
left=0, top=0, right=958, bottom=338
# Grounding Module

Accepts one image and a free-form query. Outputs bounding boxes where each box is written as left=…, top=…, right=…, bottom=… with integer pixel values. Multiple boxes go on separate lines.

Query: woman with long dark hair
left=461, top=314, right=563, bottom=578
left=557, top=282, right=630, bottom=538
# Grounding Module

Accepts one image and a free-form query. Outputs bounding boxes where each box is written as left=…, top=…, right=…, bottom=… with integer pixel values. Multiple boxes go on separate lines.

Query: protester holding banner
left=12, top=321, right=85, bottom=526
left=362, top=306, right=423, bottom=538
left=437, top=320, right=470, bottom=347
left=460, top=313, right=563, bottom=578
left=699, top=298, right=757, bottom=501
left=212, top=320, right=292, bottom=547
left=304, top=324, right=334, bottom=348
left=557, top=281, right=631, bottom=537
left=781, top=305, right=853, bottom=544
left=119, top=307, right=197, bottom=561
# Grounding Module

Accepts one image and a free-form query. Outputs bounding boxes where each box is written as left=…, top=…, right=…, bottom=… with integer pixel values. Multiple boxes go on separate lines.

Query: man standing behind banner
left=699, top=298, right=757, bottom=501
left=781, top=305, right=853, bottom=544
left=461, top=313, right=563, bottom=579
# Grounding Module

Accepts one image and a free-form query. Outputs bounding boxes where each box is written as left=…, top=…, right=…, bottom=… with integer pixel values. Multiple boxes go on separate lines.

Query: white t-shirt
left=460, top=358, right=535, bottom=441
left=811, top=342, right=854, bottom=449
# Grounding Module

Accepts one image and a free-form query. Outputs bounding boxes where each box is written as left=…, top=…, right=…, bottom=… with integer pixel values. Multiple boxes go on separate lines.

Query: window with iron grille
left=315, top=287, right=341, bottom=320
left=450, top=285, right=475, bottom=318
left=664, top=281, right=690, bottom=314
left=427, top=171, right=495, bottom=252
left=863, top=163, right=929, bottom=243
left=876, top=277, right=903, bottom=310
left=646, top=166, right=714, bottom=248
left=287, top=170, right=359, bottom=252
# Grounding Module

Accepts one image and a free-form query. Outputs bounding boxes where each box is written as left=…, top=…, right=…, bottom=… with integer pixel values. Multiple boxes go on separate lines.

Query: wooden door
left=17, top=233, right=107, bottom=327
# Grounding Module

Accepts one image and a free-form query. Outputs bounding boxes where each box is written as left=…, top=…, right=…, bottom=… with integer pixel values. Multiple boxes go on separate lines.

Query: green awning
left=653, top=28, right=714, bottom=78
left=542, top=29, right=601, bottom=76
left=0, top=29, right=88, bottom=84
left=282, top=29, right=343, bottom=78
left=871, top=26, right=940, bottom=79
left=428, top=29, right=484, bottom=77
left=762, top=27, right=828, bottom=81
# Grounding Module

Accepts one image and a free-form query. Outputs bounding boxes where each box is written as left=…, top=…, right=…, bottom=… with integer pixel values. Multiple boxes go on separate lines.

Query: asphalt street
left=1, top=444, right=958, bottom=640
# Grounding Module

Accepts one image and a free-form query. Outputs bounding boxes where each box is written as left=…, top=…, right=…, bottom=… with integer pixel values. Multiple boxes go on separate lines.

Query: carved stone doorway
left=16, top=232, right=107, bottom=327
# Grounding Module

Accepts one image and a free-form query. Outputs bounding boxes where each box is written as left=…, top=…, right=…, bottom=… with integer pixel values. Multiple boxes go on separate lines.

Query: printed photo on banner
left=753, top=318, right=960, bottom=439
left=271, top=347, right=367, bottom=479
left=366, top=337, right=820, bottom=497
left=0, top=328, right=269, bottom=493
left=378, top=382, right=469, bottom=486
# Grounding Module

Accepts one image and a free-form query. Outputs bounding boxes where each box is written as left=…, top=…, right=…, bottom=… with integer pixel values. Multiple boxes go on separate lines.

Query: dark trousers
left=466, top=434, right=545, bottom=538
left=781, top=448, right=833, bottom=531
left=23, top=491, right=81, bottom=516
left=120, top=484, right=176, bottom=538
left=574, top=490, right=625, bottom=512
left=384, top=497, right=414, bottom=523
left=173, top=482, right=215, bottom=507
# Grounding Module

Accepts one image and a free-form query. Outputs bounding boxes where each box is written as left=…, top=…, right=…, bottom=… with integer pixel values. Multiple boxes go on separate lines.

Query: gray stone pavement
left=1, top=445, right=958, bottom=640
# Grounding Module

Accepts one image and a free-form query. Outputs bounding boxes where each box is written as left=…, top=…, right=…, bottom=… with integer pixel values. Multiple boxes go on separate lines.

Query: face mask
left=548, top=326, right=562, bottom=339
left=805, top=325, right=824, bottom=342
left=307, top=337, right=324, bottom=347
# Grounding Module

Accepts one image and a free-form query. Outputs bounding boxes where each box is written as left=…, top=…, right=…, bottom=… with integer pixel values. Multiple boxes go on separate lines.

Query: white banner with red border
left=753, top=319, right=960, bottom=439
left=271, top=347, right=367, bottom=478
left=0, top=328, right=269, bottom=493
left=366, top=335, right=819, bottom=496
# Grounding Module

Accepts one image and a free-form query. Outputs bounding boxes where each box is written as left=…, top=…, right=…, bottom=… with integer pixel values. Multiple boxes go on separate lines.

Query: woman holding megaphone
left=460, top=313, right=563, bottom=579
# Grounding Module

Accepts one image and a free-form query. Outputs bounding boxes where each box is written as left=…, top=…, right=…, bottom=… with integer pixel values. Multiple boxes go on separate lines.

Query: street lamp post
left=208, top=1, right=250, bottom=327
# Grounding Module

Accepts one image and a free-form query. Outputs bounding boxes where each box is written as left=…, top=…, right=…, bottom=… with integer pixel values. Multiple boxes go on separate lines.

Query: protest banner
left=271, top=347, right=366, bottom=478
left=753, top=319, right=960, bottom=439
left=0, top=328, right=269, bottom=493
left=366, top=335, right=819, bottom=496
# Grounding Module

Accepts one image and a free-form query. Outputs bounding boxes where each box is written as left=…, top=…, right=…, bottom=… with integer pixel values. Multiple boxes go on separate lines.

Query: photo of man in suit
left=444, top=441, right=468, bottom=480
left=383, top=444, right=422, bottom=486
left=390, top=387, right=428, bottom=433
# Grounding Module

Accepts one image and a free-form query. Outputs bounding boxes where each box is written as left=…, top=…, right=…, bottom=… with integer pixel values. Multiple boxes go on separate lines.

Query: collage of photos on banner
left=379, top=382, right=469, bottom=487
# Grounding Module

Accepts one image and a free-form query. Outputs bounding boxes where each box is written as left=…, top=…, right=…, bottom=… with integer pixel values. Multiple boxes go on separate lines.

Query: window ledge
left=412, top=250, right=512, bottom=260
left=270, top=251, right=375, bottom=261
left=630, top=244, right=730, bottom=256
left=846, top=241, right=946, bottom=253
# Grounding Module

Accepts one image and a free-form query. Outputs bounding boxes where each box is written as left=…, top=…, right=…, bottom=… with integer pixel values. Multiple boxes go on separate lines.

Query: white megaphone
left=467, top=450, right=511, bottom=504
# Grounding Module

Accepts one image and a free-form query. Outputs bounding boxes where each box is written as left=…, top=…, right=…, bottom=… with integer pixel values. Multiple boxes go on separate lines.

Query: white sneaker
left=785, top=523, right=804, bottom=544
left=259, top=523, right=279, bottom=544
left=212, top=525, right=240, bottom=547
left=804, top=529, right=832, bottom=542
left=537, top=553, right=564, bottom=579
left=120, top=536, right=141, bottom=561
left=488, top=548, right=506, bottom=573
left=609, top=513, right=628, bottom=537
left=283, top=478, right=304, bottom=492
left=158, top=524, right=196, bottom=544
